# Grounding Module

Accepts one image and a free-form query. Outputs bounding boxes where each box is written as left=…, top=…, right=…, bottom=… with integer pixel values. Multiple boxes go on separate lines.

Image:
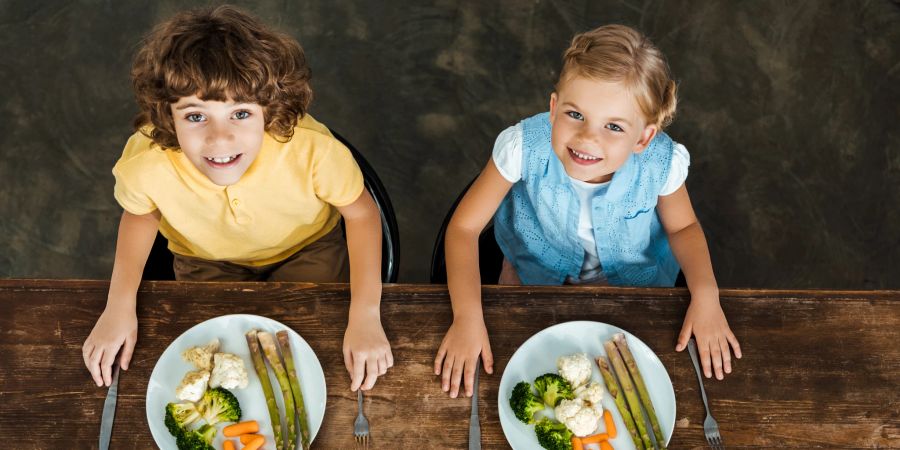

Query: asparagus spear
left=246, top=330, right=283, bottom=449
left=277, top=330, right=311, bottom=450
left=258, top=331, right=297, bottom=450
left=597, top=356, right=644, bottom=450
left=605, top=340, right=653, bottom=450
left=614, top=333, right=666, bottom=449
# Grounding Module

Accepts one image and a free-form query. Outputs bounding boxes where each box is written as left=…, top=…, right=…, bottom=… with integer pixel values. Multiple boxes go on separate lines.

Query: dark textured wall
left=1, top=1, right=898, bottom=288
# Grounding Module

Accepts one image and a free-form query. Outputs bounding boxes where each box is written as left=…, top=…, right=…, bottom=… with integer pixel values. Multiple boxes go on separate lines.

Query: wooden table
left=1, top=279, right=898, bottom=449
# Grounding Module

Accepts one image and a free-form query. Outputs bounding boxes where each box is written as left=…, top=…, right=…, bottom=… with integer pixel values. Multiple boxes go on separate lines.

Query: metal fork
left=688, top=338, right=725, bottom=450
left=354, top=389, right=370, bottom=448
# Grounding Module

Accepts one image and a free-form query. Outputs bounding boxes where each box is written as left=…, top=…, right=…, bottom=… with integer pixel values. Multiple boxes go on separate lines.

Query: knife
left=98, top=364, right=120, bottom=450
left=468, top=361, right=481, bottom=450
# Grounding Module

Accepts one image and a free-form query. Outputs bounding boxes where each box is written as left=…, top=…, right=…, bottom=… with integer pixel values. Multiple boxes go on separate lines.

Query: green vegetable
left=197, top=386, right=241, bottom=426
left=259, top=330, right=297, bottom=450
left=533, top=373, right=575, bottom=407
left=534, top=417, right=573, bottom=450
left=247, top=329, right=283, bottom=449
left=510, top=381, right=546, bottom=424
left=164, top=401, right=202, bottom=437
left=277, top=330, right=311, bottom=450
left=175, top=423, right=216, bottom=450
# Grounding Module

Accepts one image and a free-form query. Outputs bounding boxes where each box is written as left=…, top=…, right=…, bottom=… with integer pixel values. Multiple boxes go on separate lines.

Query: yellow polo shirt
left=112, top=114, right=364, bottom=266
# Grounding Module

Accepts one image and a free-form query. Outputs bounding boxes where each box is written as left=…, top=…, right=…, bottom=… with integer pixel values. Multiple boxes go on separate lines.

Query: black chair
left=429, top=178, right=505, bottom=284
left=142, top=129, right=400, bottom=283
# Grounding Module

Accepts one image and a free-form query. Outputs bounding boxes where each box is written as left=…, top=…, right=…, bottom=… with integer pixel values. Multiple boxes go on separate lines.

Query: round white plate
left=498, top=321, right=675, bottom=449
left=146, top=314, right=326, bottom=449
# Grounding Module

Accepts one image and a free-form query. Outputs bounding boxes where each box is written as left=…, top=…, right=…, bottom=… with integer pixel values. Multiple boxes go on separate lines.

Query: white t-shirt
left=491, top=123, right=690, bottom=283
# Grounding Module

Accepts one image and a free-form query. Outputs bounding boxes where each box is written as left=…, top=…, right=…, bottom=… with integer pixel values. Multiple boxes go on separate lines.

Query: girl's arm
left=336, top=189, right=393, bottom=391
left=82, top=210, right=159, bottom=386
left=435, top=159, right=513, bottom=398
left=657, top=184, right=742, bottom=380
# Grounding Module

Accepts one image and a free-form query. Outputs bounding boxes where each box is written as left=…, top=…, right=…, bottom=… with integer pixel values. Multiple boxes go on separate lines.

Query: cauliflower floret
left=557, top=353, right=592, bottom=388
left=209, top=352, right=249, bottom=390
left=576, top=381, right=605, bottom=409
left=563, top=406, right=602, bottom=437
left=181, top=339, right=220, bottom=371
left=554, top=397, right=585, bottom=424
left=175, top=369, right=210, bottom=402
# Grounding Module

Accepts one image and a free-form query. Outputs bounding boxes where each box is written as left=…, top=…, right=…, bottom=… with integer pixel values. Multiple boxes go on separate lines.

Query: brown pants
left=172, top=224, right=350, bottom=282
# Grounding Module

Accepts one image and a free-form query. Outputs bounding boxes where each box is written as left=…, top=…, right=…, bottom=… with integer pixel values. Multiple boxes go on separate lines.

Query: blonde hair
left=558, top=24, right=677, bottom=129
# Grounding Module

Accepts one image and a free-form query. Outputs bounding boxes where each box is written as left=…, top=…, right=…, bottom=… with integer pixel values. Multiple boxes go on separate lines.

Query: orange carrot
left=599, top=441, right=614, bottom=450
left=223, top=420, right=259, bottom=437
left=242, top=435, right=265, bottom=450
left=222, top=440, right=236, bottom=450
left=571, top=436, right=584, bottom=450
left=239, top=434, right=264, bottom=444
left=581, top=432, right=609, bottom=444
left=603, top=409, right=617, bottom=439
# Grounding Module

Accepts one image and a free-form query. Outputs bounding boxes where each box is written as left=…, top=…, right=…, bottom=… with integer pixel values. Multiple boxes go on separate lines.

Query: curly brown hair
left=131, top=5, right=312, bottom=149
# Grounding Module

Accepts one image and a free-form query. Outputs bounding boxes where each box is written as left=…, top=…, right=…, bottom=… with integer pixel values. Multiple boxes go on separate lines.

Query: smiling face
left=171, top=95, right=266, bottom=186
left=549, top=76, right=658, bottom=183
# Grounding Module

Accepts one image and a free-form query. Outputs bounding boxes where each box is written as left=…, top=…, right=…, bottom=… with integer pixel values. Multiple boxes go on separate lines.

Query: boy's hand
left=82, top=303, right=138, bottom=387
left=343, top=308, right=393, bottom=391
left=675, top=292, right=742, bottom=380
left=434, top=316, right=494, bottom=398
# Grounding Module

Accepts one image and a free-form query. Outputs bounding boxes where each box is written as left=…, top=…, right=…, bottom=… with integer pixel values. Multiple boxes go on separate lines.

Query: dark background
left=1, top=0, right=898, bottom=288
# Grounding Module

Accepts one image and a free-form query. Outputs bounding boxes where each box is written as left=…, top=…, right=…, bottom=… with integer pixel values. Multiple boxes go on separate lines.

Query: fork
left=354, top=389, right=370, bottom=448
left=687, top=338, right=725, bottom=450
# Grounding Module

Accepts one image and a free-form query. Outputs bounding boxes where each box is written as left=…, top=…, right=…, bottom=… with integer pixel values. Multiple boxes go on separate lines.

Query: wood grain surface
left=1, top=279, right=898, bottom=449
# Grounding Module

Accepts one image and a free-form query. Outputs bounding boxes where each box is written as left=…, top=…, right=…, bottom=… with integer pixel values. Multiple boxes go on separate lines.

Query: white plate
left=498, top=321, right=675, bottom=449
left=146, top=314, right=326, bottom=449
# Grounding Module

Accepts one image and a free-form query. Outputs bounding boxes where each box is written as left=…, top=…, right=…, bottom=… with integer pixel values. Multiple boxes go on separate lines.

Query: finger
left=675, top=323, right=693, bottom=351
left=726, top=330, right=743, bottom=359
left=464, top=359, right=477, bottom=397
left=449, top=356, right=465, bottom=398
left=82, top=342, right=94, bottom=373
left=362, top=356, right=378, bottom=391
left=100, top=346, right=118, bottom=386
left=699, top=340, right=712, bottom=378
left=434, top=346, right=447, bottom=375
left=719, top=336, right=733, bottom=374
left=86, top=347, right=104, bottom=387
left=386, top=348, right=394, bottom=368
left=482, top=341, right=495, bottom=374
left=119, top=335, right=137, bottom=371
left=350, top=352, right=366, bottom=391
left=377, top=355, right=387, bottom=375
left=441, top=355, right=455, bottom=392
left=710, top=339, right=724, bottom=380
left=343, top=344, right=353, bottom=374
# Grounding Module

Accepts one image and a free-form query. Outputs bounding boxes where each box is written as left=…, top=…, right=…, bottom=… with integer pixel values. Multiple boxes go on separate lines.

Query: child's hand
left=343, top=309, right=393, bottom=392
left=434, top=316, right=494, bottom=398
left=82, top=304, right=138, bottom=387
left=675, top=292, right=742, bottom=380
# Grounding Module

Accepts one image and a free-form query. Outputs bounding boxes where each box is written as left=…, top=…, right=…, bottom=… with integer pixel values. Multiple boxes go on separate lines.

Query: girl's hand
left=343, top=308, right=393, bottom=391
left=434, top=316, right=494, bottom=398
left=82, top=303, right=138, bottom=387
left=675, top=292, right=742, bottom=380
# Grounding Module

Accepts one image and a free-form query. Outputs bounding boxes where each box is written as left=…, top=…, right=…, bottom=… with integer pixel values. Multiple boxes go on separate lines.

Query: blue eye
left=566, top=111, right=584, bottom=121
left=186, top=113, right=205, bottom=123
left=233, top=110, right=251, bottom=120
left=606, top=123, right=624, bottom=132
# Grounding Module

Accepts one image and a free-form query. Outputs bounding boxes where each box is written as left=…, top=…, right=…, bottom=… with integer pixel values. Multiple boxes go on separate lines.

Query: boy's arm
left=82, top=210, right=159, bottom=386
left=436, top=159, right=513, bottom=397
left=657, top=184, right=742, bottom=379
left=335, top=189, right=391, bottom=391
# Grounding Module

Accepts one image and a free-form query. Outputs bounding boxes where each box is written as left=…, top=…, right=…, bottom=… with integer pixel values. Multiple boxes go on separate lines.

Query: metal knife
left=469, top=361, right=481, bottom=450
left=98, top=364, right=120, bottom=450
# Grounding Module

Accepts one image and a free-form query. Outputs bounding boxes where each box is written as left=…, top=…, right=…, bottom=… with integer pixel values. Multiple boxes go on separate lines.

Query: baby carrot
left=600, top=441, right=614, bottom=450
left=223, top=420, right=259, bottom=437
left=222, top=440, right=236, bottom=450
left=581, top=432, right=609, bottom=444
left=242, top=435, right=265, bottom=450
left=603, top=409, right=617, bottom=439
left=572, top=436, right=584, bottom=450
left=240, top=434, right=263, bottom=444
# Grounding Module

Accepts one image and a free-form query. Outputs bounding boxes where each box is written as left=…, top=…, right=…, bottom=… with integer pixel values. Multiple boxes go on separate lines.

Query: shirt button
left=232, top=199, right=240, bottom=207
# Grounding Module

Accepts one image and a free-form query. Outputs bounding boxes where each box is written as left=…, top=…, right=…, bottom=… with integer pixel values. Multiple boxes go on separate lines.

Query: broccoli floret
left=176, top=424, right=216, bottom=450
left=510, top=381, right=546, bottom=424
left=534, top=418, right=574, bottom=450
left=533, top=373, right=575, bottom=407
left=164, top=402, right=202, bottom=437
left=197, top=387, right=241, bottom=426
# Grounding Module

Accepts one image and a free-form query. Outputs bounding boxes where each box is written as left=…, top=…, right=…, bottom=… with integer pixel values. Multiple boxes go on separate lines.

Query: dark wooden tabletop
left=1, top=279, right=898, bottom=449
